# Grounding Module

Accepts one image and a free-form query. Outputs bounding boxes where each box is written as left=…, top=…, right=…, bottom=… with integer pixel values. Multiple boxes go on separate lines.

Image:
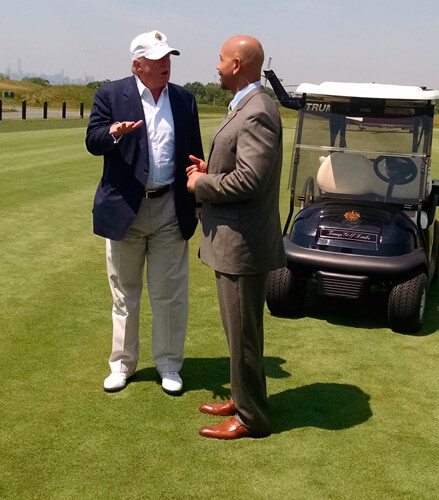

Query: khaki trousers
left=215, top=271, right=270, bottom=434
left=106, top=190, right=188, bottom=376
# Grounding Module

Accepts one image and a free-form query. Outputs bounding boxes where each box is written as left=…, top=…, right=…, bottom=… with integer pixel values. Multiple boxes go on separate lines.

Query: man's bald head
left=223, top=36, right=264, bottom=75
left=217, top=35, right=265, bottom=94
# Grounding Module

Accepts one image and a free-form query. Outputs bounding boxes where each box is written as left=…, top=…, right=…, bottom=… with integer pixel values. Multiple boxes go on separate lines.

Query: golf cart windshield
left=292, top=94, right=435, bottom=207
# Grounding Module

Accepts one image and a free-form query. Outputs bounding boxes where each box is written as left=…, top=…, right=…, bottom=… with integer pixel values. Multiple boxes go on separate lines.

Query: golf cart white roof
left=296, top=82, right=439, bottom=100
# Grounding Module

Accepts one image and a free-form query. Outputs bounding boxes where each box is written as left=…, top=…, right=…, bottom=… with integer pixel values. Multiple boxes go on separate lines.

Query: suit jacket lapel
left=123, top=76, right=149, bottom=159
left=208, top=86, right=265, bottom=165
left=168, top=84, right=184, bottom=166
left=211, top=86, right=265, bottom=142
left=210, top=107, right=236, bottom=143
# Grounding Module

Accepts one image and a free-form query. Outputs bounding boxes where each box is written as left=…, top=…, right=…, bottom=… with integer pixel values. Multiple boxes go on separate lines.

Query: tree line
left=85, top=79, right=276, bottom=106
left=183, top=81, right=275, bottom=106
left=0, top=75, right=270, bottom=107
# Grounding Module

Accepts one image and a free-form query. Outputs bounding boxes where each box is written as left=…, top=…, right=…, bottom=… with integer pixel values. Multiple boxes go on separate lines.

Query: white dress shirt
left=135, top=76, right=175, bottom=190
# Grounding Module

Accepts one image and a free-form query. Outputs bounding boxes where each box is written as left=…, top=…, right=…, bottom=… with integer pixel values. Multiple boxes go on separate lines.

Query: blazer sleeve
left=195, top=108, right=280, bottom=204
left=85, top=85, right=118, bottom=157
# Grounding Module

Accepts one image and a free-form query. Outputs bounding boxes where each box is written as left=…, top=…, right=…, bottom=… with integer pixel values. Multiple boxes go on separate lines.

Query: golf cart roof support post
left=413, top=117, right=420, bottom=153
left=329, top=114, right=347, bottom=148
left=284, top=108, right=306, bottom=235
left=263, top=70, right=306, bottom=110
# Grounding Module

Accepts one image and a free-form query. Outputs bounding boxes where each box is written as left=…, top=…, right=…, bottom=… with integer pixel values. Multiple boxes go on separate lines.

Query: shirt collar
left=135, top=75, right=168, bottom=100
left=229, top=81, right=262, bottom=111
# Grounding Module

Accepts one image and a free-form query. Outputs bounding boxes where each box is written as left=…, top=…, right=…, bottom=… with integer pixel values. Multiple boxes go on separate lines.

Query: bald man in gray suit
left=187, top=35, right=285, bottom=439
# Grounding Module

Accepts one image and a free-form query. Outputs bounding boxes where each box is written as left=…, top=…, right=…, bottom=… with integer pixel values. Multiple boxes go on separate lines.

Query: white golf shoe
left=103, top=372, right=134, bottom=392
left=161, top=372, right=183, bottom=395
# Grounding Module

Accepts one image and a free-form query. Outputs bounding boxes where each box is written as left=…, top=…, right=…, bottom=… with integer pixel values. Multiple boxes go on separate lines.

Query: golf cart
left=264, top=70, right=439, bottom=334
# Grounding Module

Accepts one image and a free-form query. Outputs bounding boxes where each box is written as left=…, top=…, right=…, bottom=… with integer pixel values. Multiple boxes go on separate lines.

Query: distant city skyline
left=3, top=59, right=94, bottom=85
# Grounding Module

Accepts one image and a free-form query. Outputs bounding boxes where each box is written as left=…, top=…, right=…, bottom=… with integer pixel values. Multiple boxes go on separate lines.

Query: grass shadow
left=131, top=367, right=371, bottom=434
left=283, top=281, right=439, bottom=336
left=270, top=382, right=372, bottom=434
left=133, top=356, right=290, bottom=399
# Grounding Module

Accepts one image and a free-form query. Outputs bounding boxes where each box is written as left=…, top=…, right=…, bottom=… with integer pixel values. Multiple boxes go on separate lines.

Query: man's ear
left=232, top=57, right=242, bottom=75
left=133, top=59, right=141, bottom=74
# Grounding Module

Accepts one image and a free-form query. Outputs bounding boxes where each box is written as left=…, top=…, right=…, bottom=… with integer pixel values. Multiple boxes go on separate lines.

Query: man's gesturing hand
left=186, top=155, right=207, bottom=193
left=109, top=120, right=144, bottom=137
left=187, top=155, right=207, bottom=175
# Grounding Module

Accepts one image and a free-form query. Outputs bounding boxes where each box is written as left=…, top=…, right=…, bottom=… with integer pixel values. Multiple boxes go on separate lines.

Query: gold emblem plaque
left=344, top=211, right=360, bottom=222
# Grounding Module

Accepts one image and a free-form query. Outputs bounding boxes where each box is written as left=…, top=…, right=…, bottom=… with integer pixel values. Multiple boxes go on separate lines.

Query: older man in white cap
left=86, top=31, right=203, bottom=395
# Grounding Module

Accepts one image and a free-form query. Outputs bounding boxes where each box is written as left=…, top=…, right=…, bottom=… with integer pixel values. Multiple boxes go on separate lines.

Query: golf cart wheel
left=387, top=273, right=427, bottom=334
left=431, top=220, right=439, bottom=284
left=266, top=267, right=306, bottom=317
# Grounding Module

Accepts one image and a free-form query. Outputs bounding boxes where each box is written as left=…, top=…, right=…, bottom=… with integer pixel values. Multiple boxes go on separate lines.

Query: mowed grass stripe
left=0, top=128, right=105, bottom=373
left=0, top=128, right=99, bottom=213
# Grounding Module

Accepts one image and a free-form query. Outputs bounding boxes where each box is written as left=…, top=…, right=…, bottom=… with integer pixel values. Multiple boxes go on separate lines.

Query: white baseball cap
left=130, top=31, right=180, bottom=61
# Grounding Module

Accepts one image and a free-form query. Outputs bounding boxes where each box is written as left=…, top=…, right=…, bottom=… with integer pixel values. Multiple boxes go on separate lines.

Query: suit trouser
left=106, top=190, right=188, bottom=376
left=215, top=271, right=270, bottom=434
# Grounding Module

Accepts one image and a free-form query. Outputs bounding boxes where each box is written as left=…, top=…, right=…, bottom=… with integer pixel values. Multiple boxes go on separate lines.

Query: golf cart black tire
left=266, top=267, right=306, bottom=317
left=431, top=220, right=439, bottom=284
left=387, top=273, right=427, bottom=334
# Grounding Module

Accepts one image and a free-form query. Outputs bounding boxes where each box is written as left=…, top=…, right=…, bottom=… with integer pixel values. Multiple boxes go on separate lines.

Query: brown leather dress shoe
left=199, top=416, right=269, bottom=440
left=199, top=399, right=237, bottom=416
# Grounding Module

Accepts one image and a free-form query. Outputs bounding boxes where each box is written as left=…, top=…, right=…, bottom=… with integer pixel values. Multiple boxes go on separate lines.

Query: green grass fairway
left=1, top=117, right=439, bottom=499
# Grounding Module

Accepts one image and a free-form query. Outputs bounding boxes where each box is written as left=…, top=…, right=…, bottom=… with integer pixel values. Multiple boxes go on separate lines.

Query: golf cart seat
left=317, top=153, right=386, bottom=197
left=317, top=153, right=425, bottom=201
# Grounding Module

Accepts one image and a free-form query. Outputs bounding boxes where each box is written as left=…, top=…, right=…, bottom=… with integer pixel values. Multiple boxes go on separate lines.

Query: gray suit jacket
left=195, top=86, right=286, bottom=275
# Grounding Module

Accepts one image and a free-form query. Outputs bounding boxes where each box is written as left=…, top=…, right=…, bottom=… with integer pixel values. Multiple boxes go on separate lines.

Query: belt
left=145, top=184, right=172, bottom=199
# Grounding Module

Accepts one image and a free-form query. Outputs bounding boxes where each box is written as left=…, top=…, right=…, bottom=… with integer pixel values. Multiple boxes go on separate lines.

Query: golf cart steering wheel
left=373, top=156, right=417, bottom=185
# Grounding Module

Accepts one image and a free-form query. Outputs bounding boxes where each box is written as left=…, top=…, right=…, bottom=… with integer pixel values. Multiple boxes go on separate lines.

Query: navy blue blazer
left=85, top=76, right=203, bottom=241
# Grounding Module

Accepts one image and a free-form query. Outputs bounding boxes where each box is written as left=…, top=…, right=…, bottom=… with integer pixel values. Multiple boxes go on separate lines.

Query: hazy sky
left=2, top=0, right=439, bottom=89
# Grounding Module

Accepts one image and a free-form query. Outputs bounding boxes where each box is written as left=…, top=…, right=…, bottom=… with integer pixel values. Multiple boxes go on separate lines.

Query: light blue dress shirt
left=228, top=81, right=262, bottom=112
